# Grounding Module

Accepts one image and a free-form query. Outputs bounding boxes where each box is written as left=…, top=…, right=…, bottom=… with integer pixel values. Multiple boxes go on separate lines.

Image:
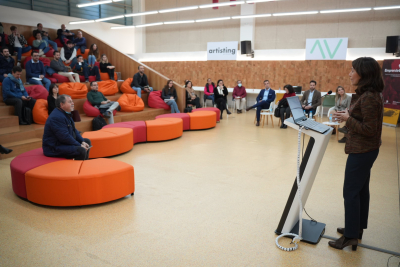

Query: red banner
left=382, top=59, right=400, bottom=109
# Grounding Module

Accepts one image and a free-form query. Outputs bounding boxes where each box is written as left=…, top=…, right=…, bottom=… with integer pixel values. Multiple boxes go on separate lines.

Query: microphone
left=306, top=90, right=332, bottom=105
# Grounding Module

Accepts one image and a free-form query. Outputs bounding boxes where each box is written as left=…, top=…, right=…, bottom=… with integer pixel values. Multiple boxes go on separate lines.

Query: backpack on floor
left=92, top=115, right=107, bottom=131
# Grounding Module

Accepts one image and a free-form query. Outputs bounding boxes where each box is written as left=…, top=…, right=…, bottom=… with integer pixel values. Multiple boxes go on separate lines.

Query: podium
left=275, top=118, right=333, bottom=244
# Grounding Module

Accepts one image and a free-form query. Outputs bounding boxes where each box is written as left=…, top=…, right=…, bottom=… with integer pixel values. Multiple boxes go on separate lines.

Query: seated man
left=71, top=55, right=101, bottom=82
left=87, top=81, right=120, bottom=124
left=50, top=51, right=80, bottom=83
left=232, top=80, right=247, bottom=113
left=42, top=94, right=91, bottom=160
left=246, top=80, right=276, bottom=126
left=300, top=80, right=321, bottom=119
left=25, top=51, right=51, bottom=91
left=57, top=24, right=74, bottom=46
left=2, top=66, right=36, bottom=125
left=60, top=41, right=77, bottom=66
left=131, top=65, right=153, bottom=98
left=0, top=47, right=15, bottom=82
left=33, top=23, right=58, bottom=51
left=32, top=32, right=50, bottom=56
left=9, top=25, right=31, bottom=67
left=73, top=31, right=86, bottom=54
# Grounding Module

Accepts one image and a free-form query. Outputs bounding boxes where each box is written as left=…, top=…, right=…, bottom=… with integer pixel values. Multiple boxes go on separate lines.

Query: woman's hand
left=333, top=109, right=350, bottom=123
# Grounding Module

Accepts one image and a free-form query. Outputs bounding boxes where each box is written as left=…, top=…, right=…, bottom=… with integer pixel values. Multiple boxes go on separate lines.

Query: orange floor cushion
left=187, top=111, right=216, bottom=130
left=27, top=36, right=35, bottom=46
left=25, top=158, right=135, bottom=206
left=120, top=78, right=145, bottom=94
left=97, top=80, right=118, bottom=96
left=21, top=48, right=32, bottom=57
left=145, top=118, right=183, bottom=142
left=118, top=94, right=145, bottom=112
left=77, top=49, right=89, bottom=59
left=32, top=99, right=49, bottom=124
left=58, top=82, right=88, bottom=99
left=82, top=128, right=134, bottom=159
left=100, top=72, right=118, bottom=81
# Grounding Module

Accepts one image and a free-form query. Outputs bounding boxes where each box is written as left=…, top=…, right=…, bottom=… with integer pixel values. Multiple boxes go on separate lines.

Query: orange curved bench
left=25, top=158, right=135, bottom=206
left=97, top=80, right=118, bottom=96
left=118, top=94, right=145, bottom=112
left=58, top=82, right=88, bottom=99
left=146, top=118, right=183, bottom=141
left=32, top=99, right=49, bottom=125
left=82, top=128, right=134, bottom=159
left=187, top=111, right=217, bottom=130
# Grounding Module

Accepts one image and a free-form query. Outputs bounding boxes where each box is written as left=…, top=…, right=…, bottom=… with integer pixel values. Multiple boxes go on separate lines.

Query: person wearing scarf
left=185, top=80, right=200, bottom=108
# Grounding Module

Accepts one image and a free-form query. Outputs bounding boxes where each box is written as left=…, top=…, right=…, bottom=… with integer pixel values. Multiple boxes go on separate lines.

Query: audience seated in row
left=47, top=84, right=58, bottom=115
left=26, top=50, right=51, bottom=90
left=88, top=43, right=100, bottom=67
left=204, top=78, right=215, bottom=106
left=335, top=85, right=352, bottom=143
left=9, top=26, right=31, bottom=66
left=72, top=55, right=101, bottom=82
left=245, top=80, right=276, bottom=126
left=73, top=31, right=86, bottom=54
left=162, top=80, right=179, bottom=113
left=300, top=80, right=321, bottom=118
left=57, top=24, right=74, bottom=46
left=50, top=50, right=80, bottom=83
left=131, top=65, right=153, bottom=97
left=87, top=81, right=120, bottom=124
left=43, top=94, right=91, bottom=160
left=214, top=79, right=231, bottom=119
left=33, top=32, right=50, bottom=57
left=185, top=80, right=200, bottom=108
left=0, top=47, right=14, bottom=82
left=232, top=80, right=247, bottom=113
left=61, top=41, right=77, bottom=66
left=33, top=23, right=58, bottom=51
left=2, top=66, right=36, bottom=125
left=99, top=54, right=116, bottom=80
left=277, top=84, right=296, bottom=129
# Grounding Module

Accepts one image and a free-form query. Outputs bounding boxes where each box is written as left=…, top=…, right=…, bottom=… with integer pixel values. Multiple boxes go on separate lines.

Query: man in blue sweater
left=73, top=31, right=86, bottom=54
left=25, top=50, right=51, bottom=91
left=2, top=66, right=36, bottom=125
left=0, top=47, right=15, bottom=82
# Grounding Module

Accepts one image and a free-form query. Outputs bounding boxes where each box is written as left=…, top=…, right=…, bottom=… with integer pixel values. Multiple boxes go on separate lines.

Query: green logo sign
left=310, top=39, right=343, bottom=59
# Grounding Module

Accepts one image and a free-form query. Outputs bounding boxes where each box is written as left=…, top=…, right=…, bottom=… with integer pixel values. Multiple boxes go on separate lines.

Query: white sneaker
left=38, top=49, right=44, bottom=56
left=17, top=62, right=21, bottom=67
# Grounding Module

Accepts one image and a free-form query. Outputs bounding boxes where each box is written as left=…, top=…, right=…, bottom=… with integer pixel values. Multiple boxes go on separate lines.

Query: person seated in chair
left=185, top=80, right=200, bottom=108
left=57, top=24, right=74, bottom=46
left=278, top=84, right=296, bottom=129
left=0, top=47, right=15, bottom=83
left=204, top=78, right=215, bottom=106
left=87, top=81, right=120, bottom=124
left=60, top=41, right=77, bottom=66
left=25, top=50, right=51, bottom=91
left=43, top=94, right=91, bottom=160
left=300, top=80, right=321, bottom=119
left=246, top=80, right=276, bottom=126
left=2, top=66, right=36, bottom=125
left=73, top=31, right=87, bottom=55
left=33, top=23, right=58, bottom=51
left=214, top=79, right=231, bottom=119
left=71, top=55, right=101, bottom=82
left=233, top=80, right=247, bottom=113
left=50, top=51, right=80, bottom=82
left=131, top=65, right=153, bottom=98
left=334, top=86, right=352, bottom=143
left=99, top=54, right=116, bottom=80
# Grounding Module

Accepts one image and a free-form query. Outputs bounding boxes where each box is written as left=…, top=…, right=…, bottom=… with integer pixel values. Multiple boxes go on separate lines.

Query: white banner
left=207, top=41, right=238, bottom=61
left=305, top=38, right=348, bottom=60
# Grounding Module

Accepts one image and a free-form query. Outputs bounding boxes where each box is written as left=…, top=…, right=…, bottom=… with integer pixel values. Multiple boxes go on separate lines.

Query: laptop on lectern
left=286, top=96, right=331, bottom=134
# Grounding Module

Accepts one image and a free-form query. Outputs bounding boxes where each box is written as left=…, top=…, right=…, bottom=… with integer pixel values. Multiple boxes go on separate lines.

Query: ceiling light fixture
left=199, top=1, right=245, bottom=9
left=196, top=17, right=231, bottom=23
left=320, top=8, right=371, bottom=13
left=111, top=25, right=136, bottom=29
left=273, top=11, right=318, bottom=16
left=246, top=0, right=276, bottom=3
left=159, top=6, right=198, bottom=13
left=125, top=11, right=158, bottom=17
left=136, top=22, right=164, bottom=28
left=77, top=0, right=112, bottom=8
left=69, top=20, right=95, bottom=24
left=373, top=5, right=400, bottom=10
left=164, top=20, right=195, bottom=25
left=95, top=15, right=124, bottom=22
left=232, top=14, right=272, bottom=19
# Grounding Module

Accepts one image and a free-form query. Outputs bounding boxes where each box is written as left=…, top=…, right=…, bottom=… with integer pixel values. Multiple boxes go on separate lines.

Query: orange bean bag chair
left=146, top=118, right=183, bottom=141
left=100, top=72, right=117, bottom=81
left=24, top=158, right=135, bottom=206
left=82, top=128, right=134, bottom=158
left=117, top=94, right=145, bottom=112
left=58, top=82, right=88, bottom=99
left=77, top=49, right=89, bottom=59
left=32, top=99, right=49, bottom=125
left=27, top=36, right=35, bottom=46
left=21, top=47, right=32, bottom=57
left=120, top=78, right=146, bottom=95
left=187, top=111, right=216, bottom=130
left=97, top=80, right=118, bottom=96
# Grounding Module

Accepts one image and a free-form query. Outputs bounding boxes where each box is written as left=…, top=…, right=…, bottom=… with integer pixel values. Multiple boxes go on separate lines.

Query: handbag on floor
left=92, top=115, right=107, bottom=131
left=274, top=106, right=280, bottom=118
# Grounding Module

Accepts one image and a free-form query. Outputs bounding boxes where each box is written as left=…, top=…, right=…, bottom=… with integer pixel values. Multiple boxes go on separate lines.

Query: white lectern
left=275, top=118, right=333, bottom=244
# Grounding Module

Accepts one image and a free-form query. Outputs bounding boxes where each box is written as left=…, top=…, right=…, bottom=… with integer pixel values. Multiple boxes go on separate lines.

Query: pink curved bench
left=103, top=121, right=147, bottom=144
left=155, top=113, right=190, bottom=131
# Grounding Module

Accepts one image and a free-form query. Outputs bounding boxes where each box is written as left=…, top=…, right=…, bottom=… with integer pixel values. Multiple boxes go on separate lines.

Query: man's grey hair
left=56, top=94, right=71, bottom=108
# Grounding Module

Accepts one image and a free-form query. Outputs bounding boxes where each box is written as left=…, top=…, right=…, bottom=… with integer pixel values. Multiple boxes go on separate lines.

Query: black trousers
left=280, top=106, right=291, bottom=122
left=187, top=97, right=201, bottom=108
left=343, top=149, right=379, bottom=238
left=67, top=138, right=92, bottom=160
left=102, top=69, right=115, bottom=80
left=5, top=97, right=36, bottom=123
left=215, top=98, right=227, bottom=112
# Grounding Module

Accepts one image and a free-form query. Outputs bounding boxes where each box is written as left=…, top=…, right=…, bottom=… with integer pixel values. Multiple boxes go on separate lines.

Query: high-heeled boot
left=328, top=236, right=358, bottom=251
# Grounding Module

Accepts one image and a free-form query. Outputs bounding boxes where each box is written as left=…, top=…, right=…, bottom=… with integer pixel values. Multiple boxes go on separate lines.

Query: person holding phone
left=9, top=25, right=31, bottom=67
left=2, top=66, right=36, bottom=125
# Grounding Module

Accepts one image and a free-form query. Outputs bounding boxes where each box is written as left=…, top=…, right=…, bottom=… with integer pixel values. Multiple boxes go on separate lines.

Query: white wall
left=0, top=5, right=136, bottom=54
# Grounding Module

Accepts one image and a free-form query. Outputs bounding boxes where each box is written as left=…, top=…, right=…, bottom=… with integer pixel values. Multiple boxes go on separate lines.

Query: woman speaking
left=330, top=57, right=384, bottom=251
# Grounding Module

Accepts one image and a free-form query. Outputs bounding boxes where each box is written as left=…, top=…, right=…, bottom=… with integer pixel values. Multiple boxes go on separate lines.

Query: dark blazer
left=300, top=89, right=322, bottom=110
left=256, top=88, right=276, bottom=103
left=214, top=86, right=228, bottom=101
left=42, top=108, right=84, bottom=157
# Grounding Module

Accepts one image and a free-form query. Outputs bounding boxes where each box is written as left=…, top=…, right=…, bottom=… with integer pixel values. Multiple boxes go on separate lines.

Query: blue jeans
left=132, top=86, right=153, bottom=98
left=46, top=40, right=58, bottom=52
left=88, top=55, right=96, bottom=66
left=67, top=57, right=78, bottom=68
left=28, top=77, right=51, bottom=91
left=251, top=100, right=271, bottom=122
left=75, top=45, right=87, bottom=54
left=166, top=99, right=180, bottom=113
left=37, top=42, right=50, bottom=54
left=83, top=65, right=101, bottom=81
left=303, top=108, right=316, bottom=118
left=15, top=46, right=32, bottom=61
left=204, top=94, right=215, bottom=106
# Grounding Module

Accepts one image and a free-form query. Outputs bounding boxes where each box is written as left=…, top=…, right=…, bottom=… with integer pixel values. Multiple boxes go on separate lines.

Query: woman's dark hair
left=217, top=79, right=223, bottom=86
left=163, top=80, right=175, bottom=91
left=89, top=44, right=99, bottom=58
left=283, top=84, right=294, bottom=94
left=49, top=84, right=58, bottom=96
left=352, top=57, right=384, bottom=94
left=185, top=80, right=192, bottom=88
left=10, top=26, right=17, bottom=31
